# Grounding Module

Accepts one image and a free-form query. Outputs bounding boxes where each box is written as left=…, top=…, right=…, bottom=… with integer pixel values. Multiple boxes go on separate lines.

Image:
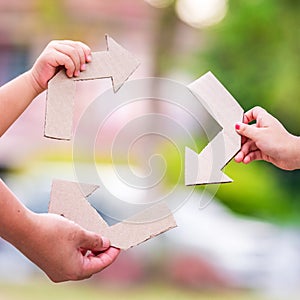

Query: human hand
left=29, top=40, right=92, bottom=93
left=234, top=106, right=300, bottom=170
left=19, top=212, right=120, bottom=282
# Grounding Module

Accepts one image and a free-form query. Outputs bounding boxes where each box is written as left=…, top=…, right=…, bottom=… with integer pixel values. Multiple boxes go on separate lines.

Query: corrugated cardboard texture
left=185, top=72, right=244, bottom=185
left=44, top=35, right=140, bottom=140
left=48, top=179, right=177, bottom=250
left=48, top=179, right=107, bottom=233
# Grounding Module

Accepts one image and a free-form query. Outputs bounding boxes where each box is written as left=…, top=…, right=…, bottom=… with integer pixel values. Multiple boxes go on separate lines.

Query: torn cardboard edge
left=44, top=35, right=140, bottom=141
left=48, top=179, right=177, bottom=250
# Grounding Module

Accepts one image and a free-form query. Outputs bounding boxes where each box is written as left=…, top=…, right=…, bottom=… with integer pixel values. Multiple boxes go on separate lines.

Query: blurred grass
left=0, top=280, right=279, bottom=300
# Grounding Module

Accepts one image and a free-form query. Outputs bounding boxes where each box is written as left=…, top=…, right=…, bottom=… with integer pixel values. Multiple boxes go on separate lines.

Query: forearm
left=287, top=135, right=300, bottom=170
left=0, top=70, right=42, bottom=136
left=0, top=179, right=35, bottom=247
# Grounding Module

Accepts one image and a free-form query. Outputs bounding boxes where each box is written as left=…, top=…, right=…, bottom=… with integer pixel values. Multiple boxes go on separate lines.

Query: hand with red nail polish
left=234, top=106, right=300, bottom=170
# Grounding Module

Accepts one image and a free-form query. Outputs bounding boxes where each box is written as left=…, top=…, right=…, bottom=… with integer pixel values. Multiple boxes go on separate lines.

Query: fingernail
left=74, top=70, right=80, bottom=77
left=66, top=71, right=73, bottom=78
left=235, top=123, right=241, bottom=130
left=101, top=237, right=110, bottom=248
left=87, top=55, right=92, bottom=62
left=81, top=64, right=86, bottom=71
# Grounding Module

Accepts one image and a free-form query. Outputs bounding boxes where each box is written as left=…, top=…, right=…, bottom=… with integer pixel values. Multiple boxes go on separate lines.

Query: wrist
left=1, top=205, right=35, bottom=247
left=288, top=135, right=300, bottom=170
left=25, top=69, right=45, bottom=96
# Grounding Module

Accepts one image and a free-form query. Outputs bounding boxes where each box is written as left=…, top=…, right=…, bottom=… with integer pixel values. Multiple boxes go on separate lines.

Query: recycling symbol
left=46, top=35, right=243, bottom=249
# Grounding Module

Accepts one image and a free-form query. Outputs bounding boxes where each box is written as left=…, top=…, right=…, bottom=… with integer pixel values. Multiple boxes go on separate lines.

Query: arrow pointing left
left=44, top=35, right=140, bottom=140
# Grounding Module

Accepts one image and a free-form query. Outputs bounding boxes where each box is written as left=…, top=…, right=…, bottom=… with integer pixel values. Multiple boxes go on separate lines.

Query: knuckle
left=47, top=40, right=62, bottom=50
left=254, top=106, right=265, bottom=114
left=65, top=59, right=75, bottom=69
left=93, top=236, right=102, bottom=249
left=77, top=227, right=87, bottom=239
left=85, top=234, right=102, bottom=249
left=69, top=47, right=77, bottom=57
left=48, top=40, right=57, bottom=47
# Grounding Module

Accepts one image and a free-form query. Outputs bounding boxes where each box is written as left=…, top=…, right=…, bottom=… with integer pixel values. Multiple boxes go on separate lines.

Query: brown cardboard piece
left=48, top=179, right=107, bottom=233
left=185, top=72, right=244, bottom=185
left=44, top=35, right=140, bottom=141
left=48, top=179, right=177, bottom=250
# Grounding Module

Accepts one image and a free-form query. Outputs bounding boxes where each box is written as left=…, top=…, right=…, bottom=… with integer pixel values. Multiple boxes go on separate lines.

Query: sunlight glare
left=145, top=0, right=174, bottom=9
left=176, top=0, right=228, bottom=28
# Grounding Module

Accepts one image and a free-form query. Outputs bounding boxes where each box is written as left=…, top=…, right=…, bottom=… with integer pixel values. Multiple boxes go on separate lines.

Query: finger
left=240, top=140, right=258, bottom=156
left=78, top=41, right=92, bottom=63
left=235, top=122, right=261, bottom=142
left=243, top=106, right=266, bottom=124
left=243, top=150, right=263, bottom=164
left=82, top=247, right=121, bottom=277
left=235, top=139, right=257, bottom=163
left=50, top=51, right=77, bottom=78
left=53, top=44, right=82, bottom=77
left=79, top=230, right=110, bottom=252
left=234, top=151, right=244, bottom=163
left=72, top=44, right=85, bottom=71
left=60, top=40, right=92, bottom=64
left=241, top=135, right=248, bottom=145
left=59, top=41, right=91, bottom=70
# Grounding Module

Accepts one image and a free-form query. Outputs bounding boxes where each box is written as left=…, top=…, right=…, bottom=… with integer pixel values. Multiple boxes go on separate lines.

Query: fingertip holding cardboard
left=48, top=179, right=177, bottom=250
left=44, top=35, right=140, bottom=141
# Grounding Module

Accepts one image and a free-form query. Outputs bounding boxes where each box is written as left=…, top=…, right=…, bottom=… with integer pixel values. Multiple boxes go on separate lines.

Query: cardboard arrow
left=185, top=72, right=244, bottom=185
left=48, top=179, right=177, bottom=250
left=44, top=35, right=140, bottom=141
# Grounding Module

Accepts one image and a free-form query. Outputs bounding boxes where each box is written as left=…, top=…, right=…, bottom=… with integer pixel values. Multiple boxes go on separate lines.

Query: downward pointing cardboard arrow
left=185, top=72, right=244, bottom=185
left=44, top=35, right=140, bottom=140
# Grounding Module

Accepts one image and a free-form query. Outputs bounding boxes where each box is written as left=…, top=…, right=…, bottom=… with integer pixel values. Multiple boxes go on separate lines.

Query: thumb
left=235, top=122, right=260, bottom=141
left=79, top=230, right=110, bottom=252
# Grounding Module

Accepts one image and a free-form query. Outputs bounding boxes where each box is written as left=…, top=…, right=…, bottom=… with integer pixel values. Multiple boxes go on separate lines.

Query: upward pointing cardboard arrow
left=44, top=35, right=140, bottom=141
left=48, top=179, right=177, bottom=250
left=185, top=72, right=244, bottom=185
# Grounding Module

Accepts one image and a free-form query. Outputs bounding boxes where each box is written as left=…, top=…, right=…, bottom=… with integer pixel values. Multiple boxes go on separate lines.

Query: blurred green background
left=0, top=0, right=300, bottom=299
left=153, top=0, right=300, bottom=224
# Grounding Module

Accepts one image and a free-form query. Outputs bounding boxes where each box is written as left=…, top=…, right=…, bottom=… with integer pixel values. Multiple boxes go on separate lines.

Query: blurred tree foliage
left=195, top=0, right=300, bottom=134
left=196, top=0, right=300, bottom=223
left=159, top=0, right=300, bottom=223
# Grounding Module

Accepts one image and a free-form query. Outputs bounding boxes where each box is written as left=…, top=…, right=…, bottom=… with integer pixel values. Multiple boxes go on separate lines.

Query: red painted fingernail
left=235, top=123, right=240, bottom=130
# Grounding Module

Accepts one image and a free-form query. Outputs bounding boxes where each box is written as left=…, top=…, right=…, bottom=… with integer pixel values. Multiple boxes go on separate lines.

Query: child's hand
left=29, top=40, right=92, bottom=93
left=235, top=106, right=300, bottom=170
